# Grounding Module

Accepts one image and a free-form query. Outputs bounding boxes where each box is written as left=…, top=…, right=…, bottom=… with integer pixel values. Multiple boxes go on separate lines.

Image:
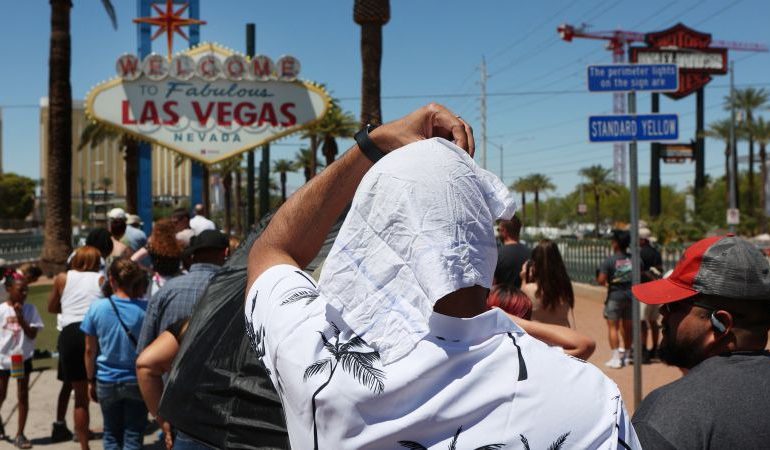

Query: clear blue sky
left=2, top=0, right=769, bottom=197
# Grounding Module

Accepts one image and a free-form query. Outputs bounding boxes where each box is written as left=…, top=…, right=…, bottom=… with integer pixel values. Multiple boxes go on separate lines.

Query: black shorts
left=58, top=322, right=88, bottom=382
left=0, top=359, right=33, bottom=378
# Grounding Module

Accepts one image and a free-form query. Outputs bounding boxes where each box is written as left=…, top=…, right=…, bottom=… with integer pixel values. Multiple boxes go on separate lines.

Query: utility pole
left=728, top=61, right=738, bottom=233
left=480, top=56, right=488, bottom=169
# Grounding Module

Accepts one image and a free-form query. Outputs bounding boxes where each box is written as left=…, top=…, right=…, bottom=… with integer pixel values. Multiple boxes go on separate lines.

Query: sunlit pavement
left=573, top=283, right=682, bottom=412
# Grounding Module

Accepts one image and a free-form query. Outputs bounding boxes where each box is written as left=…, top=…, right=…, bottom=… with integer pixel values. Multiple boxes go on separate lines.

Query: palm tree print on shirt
left=304, top=321, right=385, bottom=449
left=398, top=428, right=570, bottom=450
left=520, top=432, right=571, bottom=450
left=245, top=292, right=270, bottom=375
left=398, top=425, right=504, bottom=449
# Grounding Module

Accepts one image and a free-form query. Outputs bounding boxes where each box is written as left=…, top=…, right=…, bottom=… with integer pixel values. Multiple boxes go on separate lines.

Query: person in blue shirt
left=82, top=259, right=148, bottom=450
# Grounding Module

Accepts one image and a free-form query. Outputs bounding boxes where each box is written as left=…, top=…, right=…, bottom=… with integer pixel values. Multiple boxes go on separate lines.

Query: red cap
left=632, top=236, right=723, bottom=305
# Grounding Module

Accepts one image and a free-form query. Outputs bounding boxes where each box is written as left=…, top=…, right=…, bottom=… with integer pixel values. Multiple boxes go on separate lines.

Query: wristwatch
left=354, top=124, right=386, bottom=163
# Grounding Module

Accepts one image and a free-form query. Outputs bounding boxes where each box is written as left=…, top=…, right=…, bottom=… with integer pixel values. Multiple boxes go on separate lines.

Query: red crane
left=557, top=23, right=767, bottom=184
left=558, top=23, right=768, bottom=53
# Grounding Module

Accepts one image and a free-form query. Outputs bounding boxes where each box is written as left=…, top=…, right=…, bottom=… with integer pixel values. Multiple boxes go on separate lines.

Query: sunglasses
left=660, top=299, right=717, bottom=316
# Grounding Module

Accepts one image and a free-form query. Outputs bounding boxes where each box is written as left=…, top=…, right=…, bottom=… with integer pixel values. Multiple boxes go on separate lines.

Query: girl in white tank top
left=58, top=270, right=103, bottom=328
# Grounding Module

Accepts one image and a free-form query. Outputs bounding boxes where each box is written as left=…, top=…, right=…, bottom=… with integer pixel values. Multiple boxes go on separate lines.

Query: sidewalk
left=573, top=282, right=681, bottom=412
left=0, top=368, right=161, bottom=449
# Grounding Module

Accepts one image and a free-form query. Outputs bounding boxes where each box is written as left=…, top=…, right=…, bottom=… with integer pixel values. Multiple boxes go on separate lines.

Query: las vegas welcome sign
left=86, top=43, right=330, bottom=164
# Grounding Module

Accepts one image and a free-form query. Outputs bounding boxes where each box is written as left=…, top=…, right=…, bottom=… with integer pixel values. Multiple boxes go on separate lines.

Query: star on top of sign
left=133, top=0, right=206, bottom=59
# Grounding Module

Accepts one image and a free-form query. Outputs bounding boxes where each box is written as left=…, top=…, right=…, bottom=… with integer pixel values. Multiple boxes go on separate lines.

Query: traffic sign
left=589, top=114, right=678, bottom=142
left=587, top=64, right=678, bottom=92
left=727, top=208, right=740, bottom=225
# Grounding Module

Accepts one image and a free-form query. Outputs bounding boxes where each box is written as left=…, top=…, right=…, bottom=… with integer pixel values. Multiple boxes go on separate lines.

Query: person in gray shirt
left=631, top=235, right=770, bottom=450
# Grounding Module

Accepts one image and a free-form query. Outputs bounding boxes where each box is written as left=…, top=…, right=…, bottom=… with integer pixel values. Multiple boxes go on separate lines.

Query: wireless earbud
left=710, top=312, right=727, bottom=333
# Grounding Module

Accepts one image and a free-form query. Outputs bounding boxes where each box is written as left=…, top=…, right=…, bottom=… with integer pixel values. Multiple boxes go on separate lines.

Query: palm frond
left=339, top=351, right=385, bottom=394
left=338, top=335, right=368, bottom=353
left=101, top=0, right=118, bottom=29
left=303, top=357, right=331, bottom=381
left=448, top=426, right=462, bottom=450
left=519, top=434, right=531, bottom=450
left=474, top=445, right=505, bottom=450
left=328, top=321, right=341, bottom=336
left=397, top=441, right=427, bottom=450
left=318, top=331, right=337, bottom=356
left=547, top=432, right=571, bottom=450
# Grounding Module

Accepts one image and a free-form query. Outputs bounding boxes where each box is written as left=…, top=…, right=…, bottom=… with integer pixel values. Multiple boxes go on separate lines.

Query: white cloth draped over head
left=319, top=137, right=517, bottom=365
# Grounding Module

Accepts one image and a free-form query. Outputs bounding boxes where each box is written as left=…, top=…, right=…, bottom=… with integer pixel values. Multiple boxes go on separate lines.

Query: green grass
left=26, top=284, right=58, bottom=370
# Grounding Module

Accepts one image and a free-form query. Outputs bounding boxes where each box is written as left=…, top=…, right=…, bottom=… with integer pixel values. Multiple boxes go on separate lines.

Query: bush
left=0, top=173, right=35, bottom=220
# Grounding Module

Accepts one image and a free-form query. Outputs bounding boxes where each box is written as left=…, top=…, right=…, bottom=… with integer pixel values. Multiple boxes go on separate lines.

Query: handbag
left=107, top=296, right=138, bottom=347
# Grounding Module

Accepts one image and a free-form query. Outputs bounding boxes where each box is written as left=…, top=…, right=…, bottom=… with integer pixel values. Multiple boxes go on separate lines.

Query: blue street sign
left=587, top=64, right=678, bottom=92
left=589, top=114, right=678, bottom=142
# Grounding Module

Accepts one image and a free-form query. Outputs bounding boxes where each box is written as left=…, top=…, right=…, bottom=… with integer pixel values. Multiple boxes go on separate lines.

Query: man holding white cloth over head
left=245, top=104, right=639, bottom=449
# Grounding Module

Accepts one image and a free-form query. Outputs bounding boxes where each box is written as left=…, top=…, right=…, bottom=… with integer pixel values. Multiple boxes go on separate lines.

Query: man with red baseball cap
left=631, top=235, right=770, bottom=449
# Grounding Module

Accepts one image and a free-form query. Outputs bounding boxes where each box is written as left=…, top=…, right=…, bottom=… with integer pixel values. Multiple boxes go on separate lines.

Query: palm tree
left=752, top=117, right=770, bottom=233
left=304, top=322, right=385, bottom=449
left=301, top=97, right=356, bottom=176
left=703, top=119, right=746, bottom=207
left=78, top=122, right=140, bottom=213
left=272, top=159, right=296, bottom=203
left=294, top=148, right=324, bottom=183
left=725, top=87, right=769, bottom=213
left=525, top=173, right=555, bottom=227
left=703, top=119, right=734, bottom=186
left=320, top=105, right=358, bottom=165
left=578, top=165, right=620, bottom=237
left=43, top=0, right=117, bottom=274
left=511, top=177, right=530, bottom=222
left=215, top=157, right=242, bottom=235
left=354, top=0, right=390, bottom=126
left=300, top=124, right=322, bottom=179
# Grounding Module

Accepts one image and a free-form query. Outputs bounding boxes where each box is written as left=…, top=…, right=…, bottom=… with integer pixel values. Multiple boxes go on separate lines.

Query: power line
left=629, top=0, right=679, bottom=30
left=693, top=0, right=744, bottom=26
left=337, top=82, right=770, bottom=102
left=488, top=0, right=577, bottom=61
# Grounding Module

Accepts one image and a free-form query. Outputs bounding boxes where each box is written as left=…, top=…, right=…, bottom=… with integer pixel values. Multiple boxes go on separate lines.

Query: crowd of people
left=0, top=104, right=768, bottom=449
left=0, top=204, right=231, bottom=449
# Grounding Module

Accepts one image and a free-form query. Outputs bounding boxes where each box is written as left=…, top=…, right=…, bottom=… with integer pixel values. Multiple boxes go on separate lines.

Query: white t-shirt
left=189, top=215, right=216, bottom=235
left=59, top=270, right=103, bottom=329
left=0, top=302, right=44, bottom=369
left=245, top=265, right=640, bottom=449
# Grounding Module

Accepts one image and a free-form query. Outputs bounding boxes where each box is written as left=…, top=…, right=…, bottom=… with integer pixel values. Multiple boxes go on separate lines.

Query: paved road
left=1, top=282, right=681, bottom=448
left=573, top=283, right=682, bottom=412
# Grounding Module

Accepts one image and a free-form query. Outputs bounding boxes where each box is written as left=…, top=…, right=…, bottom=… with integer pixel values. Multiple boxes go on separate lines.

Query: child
left=0, top=271, right=44, bottom=448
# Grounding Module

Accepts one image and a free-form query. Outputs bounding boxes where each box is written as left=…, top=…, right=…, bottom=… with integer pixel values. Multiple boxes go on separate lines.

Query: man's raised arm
left=246, top=103, right=474, bottom=287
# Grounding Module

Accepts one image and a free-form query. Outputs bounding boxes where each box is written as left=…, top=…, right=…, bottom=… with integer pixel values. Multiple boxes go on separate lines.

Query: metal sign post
left=627, top=91, right=642, bottom=408
left=587, top=62, right=679, bottom=410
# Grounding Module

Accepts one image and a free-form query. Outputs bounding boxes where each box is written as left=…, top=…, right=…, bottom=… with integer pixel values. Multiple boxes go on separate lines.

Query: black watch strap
left=354, top=124, right=386, bottom=163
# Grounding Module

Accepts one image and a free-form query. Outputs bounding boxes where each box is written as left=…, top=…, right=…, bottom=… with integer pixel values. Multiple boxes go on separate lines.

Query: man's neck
left=502, top=237, right=519, bottom=245
left=433, top=286, right=489, bottom=318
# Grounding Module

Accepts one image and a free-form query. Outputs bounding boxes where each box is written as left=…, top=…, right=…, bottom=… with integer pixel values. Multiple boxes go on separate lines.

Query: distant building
left=39, top=97, right=195, bottom=211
